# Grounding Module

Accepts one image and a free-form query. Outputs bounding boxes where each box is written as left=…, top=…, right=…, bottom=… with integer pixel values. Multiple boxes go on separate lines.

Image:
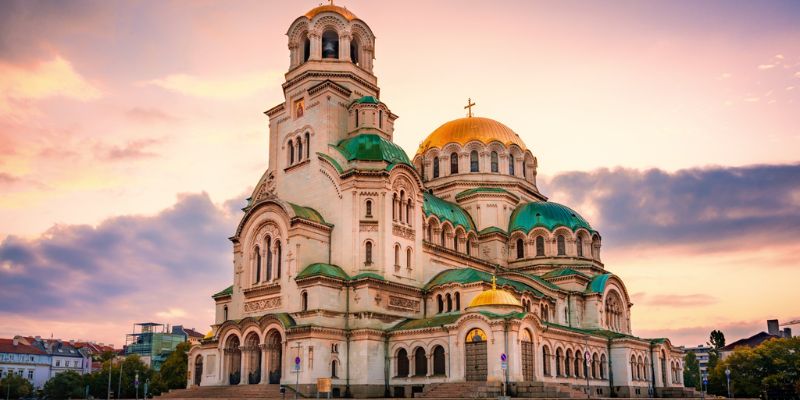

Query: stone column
left=239, top=346, right=247, bottom=385
left=260, top=344, right=268, bottom=385
left=339, top=33, right=351, bottom=61
left=309, top=32, right=322, bottom=60
left=426, top=353, right=433, bottom=377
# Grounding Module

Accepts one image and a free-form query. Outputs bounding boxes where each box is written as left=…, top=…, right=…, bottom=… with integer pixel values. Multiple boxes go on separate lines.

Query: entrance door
left=521, top=328, right=535, bottom=381
left=465, top=328, right=488, bottom=381
left=194, top=356, right=203, bottom=386
left=266, top=330, right=282, bottom=384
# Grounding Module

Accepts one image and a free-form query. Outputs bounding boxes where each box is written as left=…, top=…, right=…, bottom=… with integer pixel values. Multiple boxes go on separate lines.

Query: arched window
left=453, top=234, right=460, bottom=253
left=303, top=36, right=311, bottom=62
left=392, top=194, right=397, bottom=220
left=301, top=291, right=308, bottom=311
left=394, top=245, right=400, bottom=266
left=490, top=151, right=498, bottom=172
left=446, top=294, right=452, bottom=312
left=523, top=161, right=527, bottom=178
left=509, top=154, right=515, bottom=175
left=555, top=348, right=563, bottom=376
left=321, top=29, right=339, bottom=59
left=223, top=305, right=228, bottom=321
left=437, top=294, right=443, bottom=313
left=470, top=151, right=479, bottom=172
left=605, top=291, right=624, bottom=332
left=365, top=242, right=373, bottom=265
left=365, top=200, right=372, bottom=217
left=331, top=360, right=338, bottom=378
left=406, top=199, right=412, bottom=224
left=466, top=328, right=486, bottom=342
left=557, top=235, right=566, bottom=255
left=542, top=346, right=551, bottom=376
left=440, top=229, right=446, bottom=248
left=406, top=248, right=412, bottom=269
left=450, top=153, right=458, bottom=174
left=350, top=36, right=359, bottom=65
left=427, top=223, right=433, bottom=242
left=455, top=292, right=460, bottom=310
left=297, top=137, right=303, bottom=162
left=355, top=110, right=359, bottom=127
left=516, top=238, right=524, bottom=259
left=466, top=238, right=471, bottom=256
left=414, top=348, right=427, bottom=376
left=433, top=157, right=440, bottom=178
left=600, top=354, right=607, bottom=379
left=254, top=246, right=261, bottom=283
left=577, top=235, right=584, bottom=257
left=396, top=349, right=409, bottom=377
left=631, top=355, right=637, bottom=380
left=305, top=132, right=310, bottom=159
left=432, top=346, right=446, bottom=375
left=574, top=351, right=581, bottom=378
left=535, top=236, right=545, bottom=256
left=379, top=110, right=383, bottom=129
left=266, top=236, right=273, bottom=281
left=399, top=190, right=405, bottom=222
left=288, top=140, right=295, bottom=165
left=565, top=350, right=572, bottom=376
left=276, top=241, right=282, bottom=279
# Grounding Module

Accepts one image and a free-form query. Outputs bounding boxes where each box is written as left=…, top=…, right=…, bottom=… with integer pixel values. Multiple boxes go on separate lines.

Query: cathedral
left=185, top=4, right=696, bottom=399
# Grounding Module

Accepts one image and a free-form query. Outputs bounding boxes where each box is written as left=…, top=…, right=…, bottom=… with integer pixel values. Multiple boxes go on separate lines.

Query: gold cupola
left=416, top=116, right=528, bottom=156
left=467, top=275, right=523, bottom=311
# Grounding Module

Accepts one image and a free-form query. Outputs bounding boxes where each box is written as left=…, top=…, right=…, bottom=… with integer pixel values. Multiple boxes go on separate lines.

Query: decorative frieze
left=244, top=296, right=281, bottom=312
left=387, top=295, right=420, bottom=312
left=392, top=223, right=415, bottom=239
left=360, top=220, right=379, bottom=232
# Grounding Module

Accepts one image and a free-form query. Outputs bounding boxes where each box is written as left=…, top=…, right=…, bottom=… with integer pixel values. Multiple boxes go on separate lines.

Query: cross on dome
left=464, top=98, right=476, bottom=118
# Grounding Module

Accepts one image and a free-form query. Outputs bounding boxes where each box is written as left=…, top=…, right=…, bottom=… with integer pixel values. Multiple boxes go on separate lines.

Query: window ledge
left=284, top=159, right=310, bottom=172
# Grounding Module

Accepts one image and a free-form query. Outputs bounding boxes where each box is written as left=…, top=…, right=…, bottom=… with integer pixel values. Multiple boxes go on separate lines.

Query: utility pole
left=107, top=360, right=112, bottom=400
left=293, top=342, right=302, bottom=400
left=117, top=362, right=123, bottom=400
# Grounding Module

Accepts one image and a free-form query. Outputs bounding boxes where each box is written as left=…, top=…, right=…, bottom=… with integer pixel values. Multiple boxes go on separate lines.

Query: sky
left=0, top=0, right=799, bottom=348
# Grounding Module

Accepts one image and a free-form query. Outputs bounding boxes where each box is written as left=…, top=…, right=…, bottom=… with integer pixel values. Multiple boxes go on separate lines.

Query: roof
left=183, top=328, right=204, bottom=339
left=0, top=339, right=47, bottom=355
left=390, top=310, right=527, bottom=332
left=542, top=268, right=589, bottom=280
left=509, top=201, right=594, bottom=233
left=469, top=287, right=522, bottom=308
left=334, top=134, right=411, bottom=166
left=417, top=116, right=527, bottom=155
left=425, top=268, right=545, bottom=298
left=288, top=202, right=328, bottom=225
left=542, top=322, right=643, bottom=341
left=423, top=192, right=475, bottom=232
left=212, top=285, right=233, bottom=299
left=351, top=96, right=380, bottom=105
left=585, top=274, right=612, bottom=293
left=304, top=4, right=357, bottom=21
left=478, top=226, right=507, bottom=235
left=352, top=271, right=385, bottom=281
left=722, top=332, right=780, bottom=351
left=455, top=187, right=519, bottom=201
left=296, top=263, right=349, bottom=281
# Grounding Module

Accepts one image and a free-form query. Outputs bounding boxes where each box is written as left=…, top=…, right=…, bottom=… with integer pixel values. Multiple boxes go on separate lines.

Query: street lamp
left=725, top=368, right=732, bottom=398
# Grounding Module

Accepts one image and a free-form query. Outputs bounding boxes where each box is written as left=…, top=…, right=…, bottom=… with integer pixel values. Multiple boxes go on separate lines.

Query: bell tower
left=264, top=5, right=384, bottom=205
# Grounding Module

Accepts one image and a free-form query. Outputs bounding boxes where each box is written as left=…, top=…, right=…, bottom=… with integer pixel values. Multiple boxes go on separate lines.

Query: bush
left=0, top=373, right=34, bottom=398
left=43, top=370, right=85, bottom=399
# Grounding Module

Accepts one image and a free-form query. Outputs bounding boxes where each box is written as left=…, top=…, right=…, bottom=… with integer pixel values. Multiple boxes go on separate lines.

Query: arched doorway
left=224, top=336, right=241, bottom=385
left=465, top=328, right=487, bottom=381
left=520, top=329, right=534, bottom=381
left=432, top=346, right=446, bottom=376
left=661, top=350, right=667, bottom=386
left=194, top=355, right=203, bottom=386
left=266, top=330, right=282, bottom=384
left=245, top=332, right=261, bottom=384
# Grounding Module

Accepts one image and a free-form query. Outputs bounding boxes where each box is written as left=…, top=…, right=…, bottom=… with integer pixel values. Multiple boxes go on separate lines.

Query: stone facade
left=187, top=4, right=690, bottom=398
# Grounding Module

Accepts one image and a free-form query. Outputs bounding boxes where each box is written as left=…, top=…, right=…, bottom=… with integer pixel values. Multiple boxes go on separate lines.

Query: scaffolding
left=124, top=322, right=185, bottom=371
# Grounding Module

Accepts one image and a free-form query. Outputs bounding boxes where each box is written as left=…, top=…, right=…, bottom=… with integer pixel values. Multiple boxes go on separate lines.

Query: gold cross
left=464, top=98, right=476, bottom=118
left=491, top=275, right=497, bottom=290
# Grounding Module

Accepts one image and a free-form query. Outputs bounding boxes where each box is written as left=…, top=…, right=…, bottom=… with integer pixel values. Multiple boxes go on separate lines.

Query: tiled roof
left=334, top=134, right=411, bottom=166
left=509, top=201, right=594, bottom=234
left=542, top=268, right=589, bottom=280
left=212, top=285, right=233, bottom=299
left=423, top=192, right=476, bottom=232
left=296, top=263, right=349, bottom=281
left=722, top=332, right=779, bottom=351
left=183, top=328, right=204, bottom=338
left=288, top=203, right=328, bottom=225
left=0, top=338, right=47, bottom=355
left=585, top=273, right=612, bottom=293
left=424, top=268, right=545, bottom=298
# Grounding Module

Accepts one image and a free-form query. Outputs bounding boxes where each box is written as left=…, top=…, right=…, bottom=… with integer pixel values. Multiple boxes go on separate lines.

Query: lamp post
left=135, top=371, right=140, bottom=400
left=117, top=362, right=123, bottom=400
left=107, top=360, right=112, bottom=400
left=725, top=368, right=732, bottom=398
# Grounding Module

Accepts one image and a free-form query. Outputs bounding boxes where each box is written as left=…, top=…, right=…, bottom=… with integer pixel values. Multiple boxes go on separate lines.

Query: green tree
left=43, top=370, right=85, bottom=399
left=709, top=336, right=800, bottom=398
left=705, top=329, right=726, bottom=394
left=683, top=351, right=701, bottom=389
left=156, top=341, right=190, bottom=391
left=1, top=373, right=34, bottom=399
left=117, top=354, right=156, bottom=399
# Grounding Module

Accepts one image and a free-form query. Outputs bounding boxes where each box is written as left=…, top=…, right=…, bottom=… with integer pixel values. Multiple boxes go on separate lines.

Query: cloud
left=145, top=70, right=282, bottom=100
left=0, top=192, right=239, bottom=343
left=0, top=56, right=102, bottom=116
left=758, top=64, right=776, bottom=70
left=542, top=164, right=800, bottom=248
left=634, top=293, right=718, bottom=307
left=125, top=107, right=177, bottom=124
left=99, top=138, right=162, bottom=161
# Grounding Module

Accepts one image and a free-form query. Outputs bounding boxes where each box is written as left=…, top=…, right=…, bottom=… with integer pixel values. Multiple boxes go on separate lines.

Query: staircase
left=512, top=382, right=592, bottom=398
left=659, top=386, right=705, bottom=398
left=418, top=381, right=502, bottom=398
left=156, top=384, right=285, bottom=399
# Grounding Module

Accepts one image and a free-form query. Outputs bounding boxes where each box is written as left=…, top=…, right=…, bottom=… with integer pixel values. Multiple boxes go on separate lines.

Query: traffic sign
left=295, top=356, right=301, bottom=365
left=501, top=361, right=508, bottom=370
left=500, top=353, right=507, bottom=361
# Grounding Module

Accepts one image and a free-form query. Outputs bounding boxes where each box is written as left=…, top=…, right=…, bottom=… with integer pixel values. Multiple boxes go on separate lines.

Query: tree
left=116, top=354, right=156, bottom=399
left=156, top=342, right=190, bottom=391
left=1, top=373, right=34, bottom=399
left=709, top=336, right=800, bottom=399
left=43, top=370, right=85, bottom=399
left=683, top=351, right=701, bottom=389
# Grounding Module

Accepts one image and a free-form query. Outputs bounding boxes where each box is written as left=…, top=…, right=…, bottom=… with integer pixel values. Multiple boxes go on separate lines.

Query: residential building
left=683, top=345, right=711, bottom=376
left=125, top=322, right=185, bottom=371
left=172, top=326, right=205, bottom=346
left=0, top=337, right=51, bottom=389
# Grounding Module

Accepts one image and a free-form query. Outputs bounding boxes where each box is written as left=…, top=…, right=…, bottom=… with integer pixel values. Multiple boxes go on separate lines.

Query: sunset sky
left=1, top=0, right=799, bottom=348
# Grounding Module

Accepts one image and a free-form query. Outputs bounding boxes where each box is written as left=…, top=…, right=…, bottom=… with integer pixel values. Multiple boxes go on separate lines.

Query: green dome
left=509, top=201, right=594, bottom=233
left=334, top=134, right=411, bottom=166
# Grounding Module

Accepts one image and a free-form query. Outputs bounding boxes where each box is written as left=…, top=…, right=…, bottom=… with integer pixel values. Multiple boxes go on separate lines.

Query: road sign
left=725, top=368, right=731, bottom=376
left=500, top=353, right=507, bottom=361
left=585, top=352, right=591, bottom=362
left=501, top=361, right=508, bottom=370
left=295, top=357, right=301, bottom=365
left=703, top=379, right=708, bottom=385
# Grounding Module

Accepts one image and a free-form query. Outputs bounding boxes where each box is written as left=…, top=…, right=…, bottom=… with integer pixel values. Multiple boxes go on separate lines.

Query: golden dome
left=468, top=276, right=523, bottom=308
left=417, top=116, right=528, bottom=156
left=305, top=5, right=357, bottom=21
left=203, top=330, right=214, bottom=340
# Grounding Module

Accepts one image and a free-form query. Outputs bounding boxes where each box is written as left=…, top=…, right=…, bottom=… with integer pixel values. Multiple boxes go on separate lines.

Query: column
left=427, top=353, right=433, bottom=377
left=239, top=346, right=247, bottom=385
left=260, top=344, right=268, bottom=385
left=339, top=34, right=351, bottom=60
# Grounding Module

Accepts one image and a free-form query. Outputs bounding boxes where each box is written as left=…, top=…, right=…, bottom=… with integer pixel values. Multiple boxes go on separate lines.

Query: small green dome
left=335, top=134, right=411, bottom=166
left=352, top=96, right=380, bottom=105
left=509, top=201, right=594, bottom=233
